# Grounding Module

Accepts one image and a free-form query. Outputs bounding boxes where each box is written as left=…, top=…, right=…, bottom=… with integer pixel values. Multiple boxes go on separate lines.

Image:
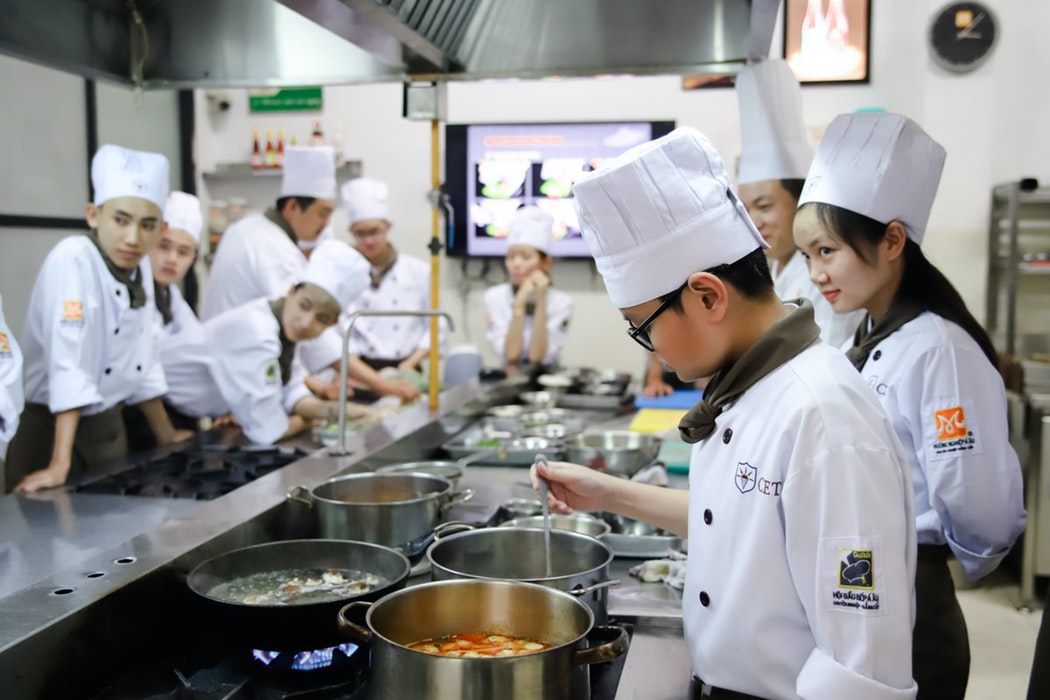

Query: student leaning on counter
left=484, top=206, right=573, bottom=370
left=160, top=239, right=384, bottom=444
left=533, top=126, right=918, bottom=699
left=7, top=145, right=193, bottom=494
left=794, top=112, right=1026, bottom=700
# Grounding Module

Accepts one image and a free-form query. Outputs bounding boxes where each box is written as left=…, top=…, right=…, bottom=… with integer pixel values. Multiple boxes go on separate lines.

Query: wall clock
left=928, top=2, right=999, bottom=73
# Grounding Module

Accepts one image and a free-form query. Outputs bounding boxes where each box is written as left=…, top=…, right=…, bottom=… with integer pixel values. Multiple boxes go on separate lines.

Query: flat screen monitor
left=445, top=120, right=676, bottom=258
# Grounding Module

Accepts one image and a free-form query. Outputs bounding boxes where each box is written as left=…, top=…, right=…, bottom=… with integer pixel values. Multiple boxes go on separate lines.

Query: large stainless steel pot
left=288, top=473, right=473, bottom=550
left=499, top=513, right=611, bottom=539
left=337, top=580, right=628, bottom=700
left=426, top=528, right=617, bottom=623
left=566, top=430, right=663, bottom=477
left=187, top=539, right=410, bottom=651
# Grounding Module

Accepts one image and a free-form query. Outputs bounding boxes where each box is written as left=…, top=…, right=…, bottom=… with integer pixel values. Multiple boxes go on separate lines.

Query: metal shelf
left=202, top=161, right=362, bottom=182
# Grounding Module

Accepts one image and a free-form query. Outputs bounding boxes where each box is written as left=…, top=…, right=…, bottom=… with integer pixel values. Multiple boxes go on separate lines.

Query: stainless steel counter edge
left=0, top=380, right=504, bottom=652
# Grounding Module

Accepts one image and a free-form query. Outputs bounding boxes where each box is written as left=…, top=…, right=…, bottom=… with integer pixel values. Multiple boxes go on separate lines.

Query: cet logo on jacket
left=928, top=401, right=981, bottom=461
left=734, top=462, right=757, bottom=494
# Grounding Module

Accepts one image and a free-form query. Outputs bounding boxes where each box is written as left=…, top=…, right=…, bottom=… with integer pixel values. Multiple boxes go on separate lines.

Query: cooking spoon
left=535, top=452, right=553, bottom=578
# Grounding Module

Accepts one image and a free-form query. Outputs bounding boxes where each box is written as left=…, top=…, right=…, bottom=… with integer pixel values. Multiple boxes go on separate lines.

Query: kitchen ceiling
left=0, top=0, right=778, bottom=88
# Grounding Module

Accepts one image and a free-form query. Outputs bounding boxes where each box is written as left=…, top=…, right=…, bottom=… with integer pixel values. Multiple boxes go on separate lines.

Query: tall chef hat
left=573, top=127, right=767, bottom=309
left=506, top=206, right=554, bottom=255
left=736, top=59, right=813, bottom=185
left=281, top=146, right=337, bottom=200
left=91, top=144, right=170, bottom=211
left=163, top=191, right=203, bottom=245
left=341, top=177, right=390, bottom=225
left=301, top=239, right=370, bottom=309
left=798, top=112, right=946, bottom=244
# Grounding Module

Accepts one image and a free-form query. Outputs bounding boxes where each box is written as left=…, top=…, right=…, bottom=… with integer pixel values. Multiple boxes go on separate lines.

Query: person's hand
left=379, top=378, right=421, bottom=402
left=529, top=460, right=619, bottom=514
left=643, top=376, right=675, bottom=397
left=529, top=270, right=550, bottom=292
left=159, top=428, right=195, bottom=446
left=14, top=466, right=69, bottom=494
left=213, top=413, right=240, bottom=428
left=396, top=361, right=421, bottom=374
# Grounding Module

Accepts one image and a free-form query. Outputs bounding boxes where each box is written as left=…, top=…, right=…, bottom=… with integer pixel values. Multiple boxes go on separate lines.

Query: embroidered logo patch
left=264, top=362, right=279, bottom=385
left=63, top=300, right=83, bottom=321
left=934, top=406, right=968, bottom=441
left=0, top=332, right=9, bottom=354
left=928, top=400, right=981, bottom=461
left=839, top=548, right=875, bottom=590
left=734, top=462, right=757, bottom=494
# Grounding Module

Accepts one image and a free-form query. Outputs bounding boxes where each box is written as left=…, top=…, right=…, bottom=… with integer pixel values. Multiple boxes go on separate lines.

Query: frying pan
left=187, top=539, right=410, bottom=651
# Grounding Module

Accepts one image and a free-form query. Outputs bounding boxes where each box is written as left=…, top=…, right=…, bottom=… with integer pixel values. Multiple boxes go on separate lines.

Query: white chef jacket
left=157, top=284, right=201, bottom=337
left=161, top=298, right=312, bottom=445
left=853, top=312, right=1026, bottom=581
left=684, top=340, right=917, bottom=699
left=20, top=236, right=167, bottom=416
left=346, top=254, right=447, bottom=360
left=483, top=283, right=573, bottom=367
left=199, top=212, right=340, bottom=374
left=0, top=294, right=24, bottom=442
left=772, top=252, right=865, bottom=348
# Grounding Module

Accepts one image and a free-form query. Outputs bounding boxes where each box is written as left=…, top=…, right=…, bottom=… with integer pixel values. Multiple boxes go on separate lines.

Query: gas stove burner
left=253, top=643, right=360, bottom=672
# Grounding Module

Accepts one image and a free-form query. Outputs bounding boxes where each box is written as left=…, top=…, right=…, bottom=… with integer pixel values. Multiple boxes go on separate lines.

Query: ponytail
left=811, top=202, right=998, bottom=368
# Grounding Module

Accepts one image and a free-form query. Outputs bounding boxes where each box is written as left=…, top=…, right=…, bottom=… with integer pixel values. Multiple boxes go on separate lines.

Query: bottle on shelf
left=251, top=130, right=262, bottom=170
left=276, top=130, right=285, bottom=168
left=312, top=120, right=325, bottom=146
left=333, top=121, right=345, bottom=167
left=265, top=130, right=276, bottom=168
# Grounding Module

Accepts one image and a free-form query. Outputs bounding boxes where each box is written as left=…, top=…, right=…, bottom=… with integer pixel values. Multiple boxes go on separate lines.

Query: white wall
left=190, top=0, right=1050, bottom=372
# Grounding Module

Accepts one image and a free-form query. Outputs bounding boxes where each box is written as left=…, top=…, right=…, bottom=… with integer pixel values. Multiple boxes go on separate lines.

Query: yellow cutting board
left=628, top=408, right=688, bottom=434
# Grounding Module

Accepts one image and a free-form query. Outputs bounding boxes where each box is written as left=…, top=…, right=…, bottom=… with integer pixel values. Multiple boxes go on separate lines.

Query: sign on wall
left=248, top=87, right=323, bottom=112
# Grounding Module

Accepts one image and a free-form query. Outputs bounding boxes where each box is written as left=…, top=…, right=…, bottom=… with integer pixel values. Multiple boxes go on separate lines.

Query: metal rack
left=985, top=183, right=1050, bottom=356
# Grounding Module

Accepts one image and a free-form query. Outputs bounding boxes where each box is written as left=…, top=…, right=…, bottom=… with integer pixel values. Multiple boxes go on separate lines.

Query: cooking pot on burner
left=337, top=579, right=628, bottom=700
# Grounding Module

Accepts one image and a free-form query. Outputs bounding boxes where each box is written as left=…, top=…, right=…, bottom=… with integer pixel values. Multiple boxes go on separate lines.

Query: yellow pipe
left=428, top=117, right=441, bottom=412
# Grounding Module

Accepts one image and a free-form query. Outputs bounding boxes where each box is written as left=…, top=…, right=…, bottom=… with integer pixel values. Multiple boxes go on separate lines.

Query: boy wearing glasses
left=531, top=127, right=918, bottom=699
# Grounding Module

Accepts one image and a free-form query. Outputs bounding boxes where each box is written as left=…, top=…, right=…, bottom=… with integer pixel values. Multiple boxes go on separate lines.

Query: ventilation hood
left=1, top=0, right=778, bottom=88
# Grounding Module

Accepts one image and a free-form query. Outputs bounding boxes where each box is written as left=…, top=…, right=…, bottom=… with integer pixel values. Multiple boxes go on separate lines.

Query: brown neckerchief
left=678, top=300, right=821, bottom=444
left=84, top=233, right=147, bottom=309
left=155, top=282, right=173, bottom=325
left=265, top=207, right=299, bottom=247
left=369, top=244, right=398, bottom=288
left=269, top=299, right=296, bottom=385
left=845, top=299, right=925, bottom=371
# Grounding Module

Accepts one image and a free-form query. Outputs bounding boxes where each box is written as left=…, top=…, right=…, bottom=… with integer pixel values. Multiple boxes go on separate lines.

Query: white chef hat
left=798, top=113, right=946, bottom=244
left=736, top=59, right=813, bottom=185
left=91, top=144, right=170, bottom=211
left=506, top=206, right=554, bottom=255
left=301, top=239, right=370, bottom=309
left=281, top=146, right=337, bottom=200
left=341, top=177, right=390, bottom=225
left=163, top=191, right=203, bottom=245
left=573, top=127, right=767, bottom=309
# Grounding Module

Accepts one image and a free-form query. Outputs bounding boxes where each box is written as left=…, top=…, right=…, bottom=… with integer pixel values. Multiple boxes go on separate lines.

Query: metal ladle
left=535, top=452, right=552, bottom=578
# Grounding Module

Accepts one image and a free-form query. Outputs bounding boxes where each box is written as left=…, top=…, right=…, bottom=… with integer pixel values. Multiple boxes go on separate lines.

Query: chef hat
left=506, top=206, right=554, bottom=255
left=573, top=127, right=767, bottom=309
left=799, top=113, right=946, bottom=244
left=341, top=177, right=390, bottom=225
left=281, top=146, right=337, bottom=200
left=301, top=239, right=370, bottom=309
left=163, top=191, right=203, bottom=245
left=91, top=144, right=170, bottom=211
left=736, top=59, right=813, bottom=185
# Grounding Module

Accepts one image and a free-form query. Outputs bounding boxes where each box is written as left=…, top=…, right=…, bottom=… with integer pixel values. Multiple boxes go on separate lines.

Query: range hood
left=1, top=0, right=778, bottom=88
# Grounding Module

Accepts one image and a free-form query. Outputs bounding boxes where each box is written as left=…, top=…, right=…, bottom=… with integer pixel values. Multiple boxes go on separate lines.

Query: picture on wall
left=782, top=0, right=871, bottom=84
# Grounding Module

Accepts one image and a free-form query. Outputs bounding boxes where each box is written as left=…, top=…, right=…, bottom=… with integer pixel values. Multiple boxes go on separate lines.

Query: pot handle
left=336, top=601, right=373, bottom=643
left=570, top=579, right=622, bottom=597
left=574, top=625, right=629, bottom=666
left=432, top=521, right=476, bottom=540
left=441, top=488, right=475, bottom=511
left=286, top=485, right=314, bottom=508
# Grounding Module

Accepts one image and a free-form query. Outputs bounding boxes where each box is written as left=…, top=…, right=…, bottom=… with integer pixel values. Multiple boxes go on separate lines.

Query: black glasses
left=626, top=281, right=688, bottom=351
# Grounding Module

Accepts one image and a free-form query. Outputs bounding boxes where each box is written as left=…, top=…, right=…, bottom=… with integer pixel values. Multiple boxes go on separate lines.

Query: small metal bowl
left=519, top=391, right=558, bottom=409
left=499, top=498, right=545, bottom=518
left=499, top=513, right=611, bottom=539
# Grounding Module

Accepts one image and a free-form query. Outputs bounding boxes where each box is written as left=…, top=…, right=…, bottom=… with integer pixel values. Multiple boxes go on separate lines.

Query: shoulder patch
left=0, top=332, right=9, bottom=354
left=927, top=399, right=982, bottom=461
left=822, top=537, right=887, bottom=617
left=264, top=361, right=279, bottom=385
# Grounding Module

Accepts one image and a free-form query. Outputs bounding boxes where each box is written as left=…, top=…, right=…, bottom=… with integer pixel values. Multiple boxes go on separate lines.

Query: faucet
left=334, top=309, right=455, bottom=456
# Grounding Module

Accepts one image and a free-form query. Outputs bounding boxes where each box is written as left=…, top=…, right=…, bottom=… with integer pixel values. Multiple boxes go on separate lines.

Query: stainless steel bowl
left=566, top=431, right=663, bottom=478
left=519, top=391, right=559, bottom=409
left=500, top=513, right=611, bottom=539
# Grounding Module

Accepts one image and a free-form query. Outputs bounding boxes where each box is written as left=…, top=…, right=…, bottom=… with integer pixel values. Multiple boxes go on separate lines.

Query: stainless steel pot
left=426, top=528, right=617, bottom=623
left=337, top=580, right=628, bottom=700
left=376, top=461, right=464, bottom=488
left=499, top=513, right=611, bottom=539
left=288, top=473, right=473, bottom=550
left=566, top=431, right=663, bottom=477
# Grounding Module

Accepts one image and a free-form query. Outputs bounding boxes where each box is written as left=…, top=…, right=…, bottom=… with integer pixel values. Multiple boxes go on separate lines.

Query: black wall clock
left=928, top=2, right=999, bottom=73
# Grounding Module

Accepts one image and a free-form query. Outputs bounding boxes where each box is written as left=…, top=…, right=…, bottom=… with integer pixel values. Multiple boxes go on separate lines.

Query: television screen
left=445, top=121, right=675, bottom=258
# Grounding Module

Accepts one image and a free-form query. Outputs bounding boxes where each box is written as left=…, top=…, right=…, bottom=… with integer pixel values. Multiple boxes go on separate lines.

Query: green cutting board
left=659, top=439, right=693, bottom=474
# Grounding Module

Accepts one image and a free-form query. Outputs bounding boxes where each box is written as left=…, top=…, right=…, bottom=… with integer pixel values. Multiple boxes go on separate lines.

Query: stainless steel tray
left=604, top=531, right=684, bottom=559
left=556, top=391, right=636, bottom=411
left=442, top=425, right=566, bottom=466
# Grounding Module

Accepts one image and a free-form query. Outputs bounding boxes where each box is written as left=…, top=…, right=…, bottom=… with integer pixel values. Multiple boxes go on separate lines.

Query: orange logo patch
left=934, top=406, right=968, bottom=441
left=0, top=332, right=9, bottom=352
left=63, top=300, right=83, bottom=321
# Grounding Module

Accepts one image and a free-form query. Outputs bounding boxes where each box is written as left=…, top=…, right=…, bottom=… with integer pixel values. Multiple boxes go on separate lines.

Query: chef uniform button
left=114, top=328, right=119, bottom=335
left=873, top=350, right=882, bottom=361
left=703, top=509, right=713, bottom=525
left=699, top=591, right=710, bottom=607
left=104, top=367, right=112, bottom=375
left=115, top=289, right=121, bottom=296
left=722, top=428, right=732, bottom=444
left=136, top=365, right=142, bottom=372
